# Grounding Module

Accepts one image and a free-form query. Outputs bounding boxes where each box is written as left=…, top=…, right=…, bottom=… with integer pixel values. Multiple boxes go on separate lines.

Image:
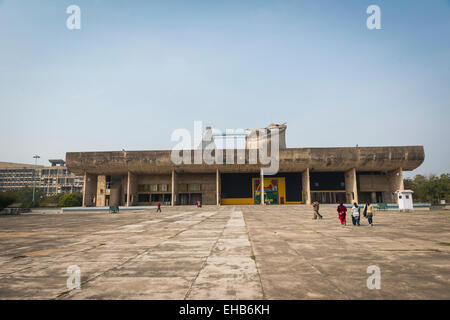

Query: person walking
left=351, top=202, right=360, bottom=226
left=312, top=200, right=322, bottom=219
left=364, top=201, right=374, bottom=226
left=157, top=202, right=162, bottom=213
left=337, top=203, right=347, bottom=226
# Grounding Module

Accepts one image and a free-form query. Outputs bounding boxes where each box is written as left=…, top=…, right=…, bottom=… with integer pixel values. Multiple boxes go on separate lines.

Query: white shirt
left=351, top=206, right=360, bottom=217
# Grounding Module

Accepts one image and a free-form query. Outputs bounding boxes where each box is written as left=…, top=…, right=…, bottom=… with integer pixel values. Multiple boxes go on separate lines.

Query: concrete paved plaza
left=0, top=205, right=449, bottom=299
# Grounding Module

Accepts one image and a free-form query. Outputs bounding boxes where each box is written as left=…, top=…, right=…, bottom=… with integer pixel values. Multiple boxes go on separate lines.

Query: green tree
left=12, top=187, right=46, bottom=208
left=40, top=193, right=64, bottom=207
left=57, top=192, right=82, bottom=207
left=404, top=173, right=450, bottom=203
left=404, top=177, right=414, bottom=192
left=0, top=191, right=17, bottom=210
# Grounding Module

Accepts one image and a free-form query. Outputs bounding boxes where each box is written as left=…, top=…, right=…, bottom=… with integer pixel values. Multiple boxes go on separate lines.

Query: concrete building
left=0, top=161, right=43, bottom=191
left=65, top=124, right=424, bottom=207
left=0, top=159, right=84, bottom=195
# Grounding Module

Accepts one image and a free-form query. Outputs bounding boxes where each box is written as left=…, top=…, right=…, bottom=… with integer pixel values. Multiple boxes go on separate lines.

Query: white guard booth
left=395, top=190, right=414, bottom=211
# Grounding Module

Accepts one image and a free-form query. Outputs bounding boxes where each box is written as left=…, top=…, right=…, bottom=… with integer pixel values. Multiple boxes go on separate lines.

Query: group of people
left=312, top=200, right=375, bottom=226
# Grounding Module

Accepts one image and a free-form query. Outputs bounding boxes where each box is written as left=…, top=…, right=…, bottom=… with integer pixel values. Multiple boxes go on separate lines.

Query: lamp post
left=32, top=155, right=40, bottom=206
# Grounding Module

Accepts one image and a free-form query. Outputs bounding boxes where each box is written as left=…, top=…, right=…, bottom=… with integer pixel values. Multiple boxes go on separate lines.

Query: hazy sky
left=0, top=0, right=449, bottom=177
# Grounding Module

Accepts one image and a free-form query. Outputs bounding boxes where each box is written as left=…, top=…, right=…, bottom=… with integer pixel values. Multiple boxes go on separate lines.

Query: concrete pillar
left=388, top=168, right=404, bottom=203
left=82, top=172, right=87, bottom=207
left=371, top=192, right=377, bottom=203
left=127, top=172, right=137, bottom=206
left=109, top=176, right=121, bottom=206
left=126, top=171, right=131, bottom=207
left=82, top=172, right=97, bottom=207
left=96, top=175, right=106, bottom=207
left=171, top=169, right=176, bottom=206
left=302, top=168, right=311, bottom=205
left=345, top=168, right=358, bottom=204
left=110, top=187, right=121, bottom=206
left=216, top=168, right=221, bottom=206
left=260, top=168, right=265, bottom=205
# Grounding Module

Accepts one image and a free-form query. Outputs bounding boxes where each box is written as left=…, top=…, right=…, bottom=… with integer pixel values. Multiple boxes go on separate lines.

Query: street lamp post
left=32, top=155, right=40, bottom=206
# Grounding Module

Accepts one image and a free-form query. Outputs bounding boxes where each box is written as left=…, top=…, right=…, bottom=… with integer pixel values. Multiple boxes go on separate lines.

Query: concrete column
left=302, top=168, right=311, bottom=205
left=128, top=172, right=137, bottom=206
left=126, top=171, right=131, bottom=207
left=388, top=168, right=404, bottom=203
left=345, top=168, right=358, bottom=204
left=216, top=168, right=221, bottom=206
left=171, top=169, right=176, bottom=206
left=82, top=172, right=97, bottom=207
left=96, top=175, right=106, bottom=207
left=82, top=171, right=86, bottom=207
left=371, top=192, right=377, bottom=203
left=260, top=168, right=265, bottom=205
left=109, top=176, right=122, bottom=207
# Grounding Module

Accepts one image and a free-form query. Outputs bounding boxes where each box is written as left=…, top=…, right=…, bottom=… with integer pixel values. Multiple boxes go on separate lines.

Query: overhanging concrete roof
left=66, top=146, right=425, bottom=176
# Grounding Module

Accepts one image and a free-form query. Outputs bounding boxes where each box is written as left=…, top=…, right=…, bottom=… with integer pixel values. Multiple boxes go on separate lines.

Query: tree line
left=0, top=187, right=82, bottom=210
left=404, top=173, right=449, bottom=204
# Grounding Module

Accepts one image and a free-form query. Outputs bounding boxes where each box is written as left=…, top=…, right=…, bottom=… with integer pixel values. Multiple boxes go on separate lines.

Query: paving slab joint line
left=54, top=211, right=222, bottom=299
left=4, top=214, right=186, bottom=276
left=184, top=210, right=231, bottom=300
left=242, top=210, right=266, bottom=300
left=29, top=211, right=206, bottom=281
left=133, top=210, right=223, bottom=259
left=298, top=220, right=442, bottom=259
left=3, top=241, right=115, bottom=279
left=53, top=248, right=148, bottom=300
left=276, top=232, right=353, bottom=299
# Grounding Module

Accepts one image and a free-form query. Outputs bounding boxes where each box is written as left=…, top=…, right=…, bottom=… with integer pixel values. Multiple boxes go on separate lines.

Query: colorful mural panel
left=254, top=178, right=283, bottom=204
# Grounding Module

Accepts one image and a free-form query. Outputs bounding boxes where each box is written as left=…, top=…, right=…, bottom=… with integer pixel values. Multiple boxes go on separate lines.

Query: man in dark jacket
left=312, top=200, right=322, bottom=219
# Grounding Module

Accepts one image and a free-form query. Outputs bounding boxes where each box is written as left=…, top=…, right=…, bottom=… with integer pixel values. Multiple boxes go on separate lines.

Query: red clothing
left=337, top=205, right=347, bottom=214
left=337, top=205, right=347, bottom=224
left=157, top=203, right=161, bottom=208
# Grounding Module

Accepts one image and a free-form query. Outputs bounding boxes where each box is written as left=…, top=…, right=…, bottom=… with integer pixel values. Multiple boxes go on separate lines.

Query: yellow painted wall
left=221, top=198, right=254, bottom=205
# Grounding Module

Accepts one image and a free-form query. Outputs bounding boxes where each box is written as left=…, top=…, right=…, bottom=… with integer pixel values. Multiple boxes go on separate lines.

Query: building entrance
left=178, top=193, right=202, bottom=205
left=179, top=193, right=189, bottom=205
left=311, top=191, right=346, bottom=204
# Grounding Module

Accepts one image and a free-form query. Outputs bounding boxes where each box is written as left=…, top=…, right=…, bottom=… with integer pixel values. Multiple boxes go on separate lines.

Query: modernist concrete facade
left=66, top=125, right=424, bottom=207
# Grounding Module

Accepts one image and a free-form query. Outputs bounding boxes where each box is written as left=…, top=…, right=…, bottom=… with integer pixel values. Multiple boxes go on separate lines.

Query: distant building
left=0, top=159, right=83, bottom=195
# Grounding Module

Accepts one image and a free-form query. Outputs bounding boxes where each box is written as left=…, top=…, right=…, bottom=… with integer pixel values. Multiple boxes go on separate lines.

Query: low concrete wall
left=0, top=208, right=31, bottom=215
left=61, top=206, right=157, bottom=212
